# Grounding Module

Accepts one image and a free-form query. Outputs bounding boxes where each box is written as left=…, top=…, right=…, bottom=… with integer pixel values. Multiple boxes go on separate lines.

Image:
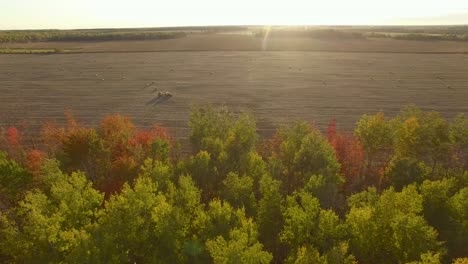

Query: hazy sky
left=1, top=0, right=468, bottom=29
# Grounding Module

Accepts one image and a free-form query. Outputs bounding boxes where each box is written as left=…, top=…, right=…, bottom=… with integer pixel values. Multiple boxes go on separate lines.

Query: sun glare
left=1, top=0, right=467, bottom=29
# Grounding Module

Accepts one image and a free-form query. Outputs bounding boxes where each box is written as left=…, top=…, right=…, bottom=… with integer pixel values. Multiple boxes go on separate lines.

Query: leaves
left=0, top=105, right=466, bottom=263
left=346, top=186, right=442, bottom=264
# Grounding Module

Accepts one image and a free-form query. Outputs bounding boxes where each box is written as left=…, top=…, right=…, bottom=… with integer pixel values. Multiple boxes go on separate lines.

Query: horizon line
left=2, top=24, right=468, bottom=31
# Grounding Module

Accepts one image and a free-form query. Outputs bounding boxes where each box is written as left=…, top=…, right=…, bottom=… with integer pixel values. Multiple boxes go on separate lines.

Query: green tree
left=0, top=151, right=33, bottom=206
left=139, top=158, right=174, bottom=193
left=280, top=191, right=346, bottom=261
left=222, top=172, right=256, bottom=216
left=203, top=199, right=245, bottom=240
left=292, top=242, right=356, bottom=264
left=406, top=251, right=442, bottom=264
left=355, top=112, right=393, bottom=187
left=419, top=178, right=460, bottom=259
left=257, top=173, right=285, bottom=261
left=189, top=105, right=234, bottom=153
left=447, top=187, right=468, bottom=259
left=181, top=150, right=220, bottom=202
left=449, top=114, right=468, bottom=169
left=1, top=160, right=103, bottom=263
left=187, top=106, right=259, bottom=201
left=270, top=122, right=343, bottom=207
left=346, top=186, right=442, bottom=264
left=81, top=176, right=175, bottom=263
left=206, top=217, right=272, bottom=264
left=165, top=175, right=208, bottom=263
left=385, top=156, right=429, bottom=190
left=394, top=108, right=451, bottom=177
left=224, top=114, right=258, bottom=174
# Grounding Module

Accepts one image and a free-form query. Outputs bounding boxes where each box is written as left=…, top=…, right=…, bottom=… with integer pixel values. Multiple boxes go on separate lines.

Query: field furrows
left=1, top=51, right=467, bottom=148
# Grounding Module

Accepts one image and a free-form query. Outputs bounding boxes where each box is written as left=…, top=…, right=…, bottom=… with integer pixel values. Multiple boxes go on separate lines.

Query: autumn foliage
left=25, top=149, right=45, bottom=176
left=6, top=127, right=20, bottom=146
left=0, top=112, right=171, bottom=195
left=326, top=119, right=365, bottom=193
left=0, top=106, right=467, bottom=264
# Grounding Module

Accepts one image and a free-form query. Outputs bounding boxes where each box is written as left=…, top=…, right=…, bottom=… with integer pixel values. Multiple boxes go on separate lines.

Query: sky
left=1, top=0, right=468, bottom=30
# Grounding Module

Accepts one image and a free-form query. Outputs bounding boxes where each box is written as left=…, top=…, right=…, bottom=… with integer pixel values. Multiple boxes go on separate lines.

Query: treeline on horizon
left=4, top=26, right=468, bottom=44
left=0, top=26, right=250, bottom=43
left=254, top=28, right=468, bottom=41
left=0, top=105, right=467, bottom=263
left=0, top=30, right=187, bottom=43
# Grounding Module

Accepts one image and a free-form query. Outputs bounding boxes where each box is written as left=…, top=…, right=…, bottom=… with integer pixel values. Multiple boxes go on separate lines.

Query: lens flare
left=261, top=25, right=272, bottom=51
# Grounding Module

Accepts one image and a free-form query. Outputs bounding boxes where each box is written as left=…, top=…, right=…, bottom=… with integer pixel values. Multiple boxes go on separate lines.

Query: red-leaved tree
left=327, top=119, right=365, bottom=193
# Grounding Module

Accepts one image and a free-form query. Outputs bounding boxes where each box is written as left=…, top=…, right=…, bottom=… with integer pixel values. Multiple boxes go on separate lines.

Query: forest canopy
left=0, top=105, right=467, bottom=263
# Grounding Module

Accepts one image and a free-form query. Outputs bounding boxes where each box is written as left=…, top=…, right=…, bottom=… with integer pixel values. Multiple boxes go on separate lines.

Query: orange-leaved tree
left=327, top=119, right=365, bottom=194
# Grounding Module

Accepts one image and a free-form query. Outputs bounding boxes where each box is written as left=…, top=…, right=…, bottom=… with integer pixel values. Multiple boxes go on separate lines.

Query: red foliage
left=1, top=111, right=174, bottom=197
left=128, top=125, right=171, bottom=147
left=41, top=121, right=66, bottom=154
left=327, top=119, right=337, bottom=142
left=64, top=108, right=78, bottom=130
left=102, top=154, right=138, bottom=195
left=7, top=127, right=21, bottom=146
left=99, top=114, right=135, bottom=142
left=99, top=114, right=137, bottom=160
left=26, top=149, right=45, bottom=176
left=327, top=120, right=365, bottom=193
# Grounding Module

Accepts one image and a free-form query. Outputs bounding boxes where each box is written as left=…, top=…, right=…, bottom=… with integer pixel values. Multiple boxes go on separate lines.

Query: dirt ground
left=3, top=34, right=468, bottom=53
left=1, top=36, right=468, bottom=146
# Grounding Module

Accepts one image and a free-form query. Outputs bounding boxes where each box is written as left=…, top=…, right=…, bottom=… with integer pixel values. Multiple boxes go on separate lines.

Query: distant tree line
left=254, top=29, right=365, bottom=40
left=0, top=106, right=467, bottom=263
left=366, top=32, right=468, bottom=41
left=0, top=30, right=186, bottom=43
left=254, top=28, right=468, bottom=42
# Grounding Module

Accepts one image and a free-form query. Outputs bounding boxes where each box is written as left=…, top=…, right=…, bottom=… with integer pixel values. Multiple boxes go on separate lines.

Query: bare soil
left=3, top=34, right=468, bottom=53
left=1, top=35, right=467, bottom=146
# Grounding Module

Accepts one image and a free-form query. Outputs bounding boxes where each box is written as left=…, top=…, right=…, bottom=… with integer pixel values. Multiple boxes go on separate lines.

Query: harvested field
left=1, top=48, right=468, bottom=148
left=4, top=34, right=468, bottom=53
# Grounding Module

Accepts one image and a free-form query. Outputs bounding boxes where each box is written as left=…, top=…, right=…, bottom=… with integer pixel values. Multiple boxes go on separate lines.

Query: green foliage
left=222, top=172, right=256, bottom=216
left=187, top=106, right=259, bottom=202
left=385, top=156, right=429, bottom=190
left=189, top=105, right=234, bottom=153
left=406, top=251, right=442, bottom=264
left=272, top=122, right=343, bottom=207
left=291, top=242, right=357, bottom=264
left=1, top=106, right=467, bottom=263
left=394, top=108, right=451, bottom=173
left=346, top=186, right=442, bottom=264
left=355, top=112, right=393, bottom=158
left=0, top=151, right=32, bottom=204
left=0, top=30, right=186, bottom=43
left=183, top=150, right=217, bottom=200
left=224, top=114, right=258, bottom=172
left=139, top=158, right=173, bottom=193
left=150, top=138, right=171, bottom=163
left=80, top=176, right=176, bottom=263
left=1, top=162, right=103, bottom=263
left=447, top=187, right=468, bottom=259
left=203, top=200, right=245, bottom=240
left=281, top=191, right=346, bottom=260
left=206, top=217, right=272, bottom=264
left=450, top=114, right=468, bottom=148
left=257, top=173, right=284, bottom=260
left=450, top=114, right=468, bottom=169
